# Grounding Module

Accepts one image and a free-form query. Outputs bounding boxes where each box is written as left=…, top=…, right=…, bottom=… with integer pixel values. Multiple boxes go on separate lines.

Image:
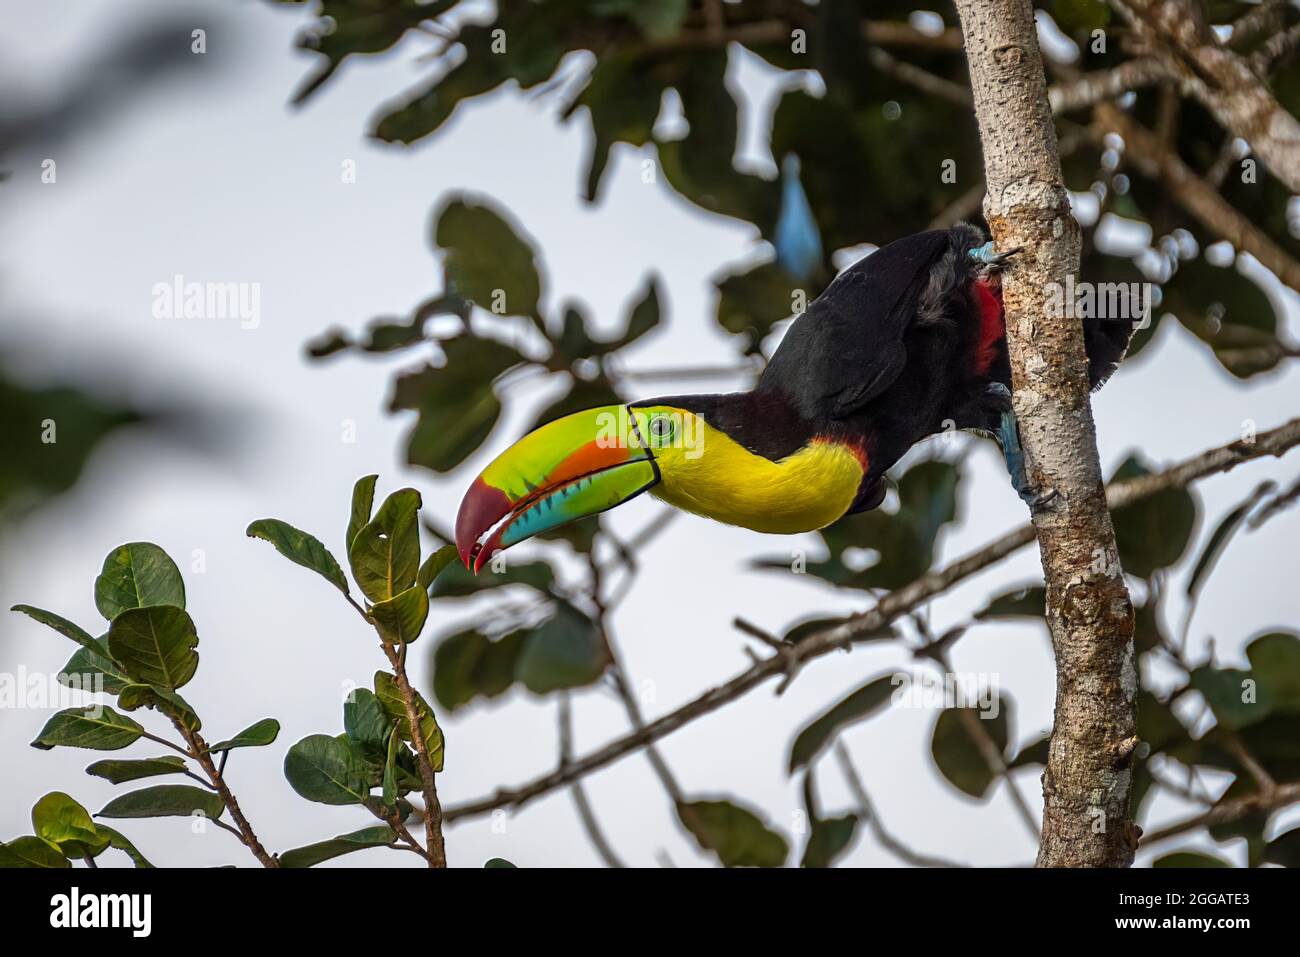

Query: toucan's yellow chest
left=648, top=424, right=866, bottom=534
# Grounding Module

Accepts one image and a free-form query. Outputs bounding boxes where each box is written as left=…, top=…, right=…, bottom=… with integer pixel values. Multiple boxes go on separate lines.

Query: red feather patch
left=971, top=276, right=1004, bottom=375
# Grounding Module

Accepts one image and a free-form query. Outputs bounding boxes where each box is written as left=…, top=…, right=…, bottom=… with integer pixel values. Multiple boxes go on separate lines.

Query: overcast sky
left=1, top=0, right=1297, bottom=867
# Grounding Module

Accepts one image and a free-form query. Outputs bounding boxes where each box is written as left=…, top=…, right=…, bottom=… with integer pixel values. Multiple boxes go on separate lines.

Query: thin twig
left=1141, top=782, right=1300, bottom=846
left=834, top=743, right=966, bottom=867
left=558, top=694, right=625, bottom=867
left=174, top=721, right=277, bottom=867
left=381, top=640, right=448, bottom=867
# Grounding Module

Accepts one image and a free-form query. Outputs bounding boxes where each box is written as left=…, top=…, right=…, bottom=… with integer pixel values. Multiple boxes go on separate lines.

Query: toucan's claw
left=983, top=383, right=1056, bottom=513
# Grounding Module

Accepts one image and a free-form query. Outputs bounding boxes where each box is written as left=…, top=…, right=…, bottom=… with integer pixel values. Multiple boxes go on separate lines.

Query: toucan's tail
left=1084, top=312, right=1137, bottom=391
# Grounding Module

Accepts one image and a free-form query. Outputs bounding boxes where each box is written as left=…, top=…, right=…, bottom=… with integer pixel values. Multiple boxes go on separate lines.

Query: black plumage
left=640, top=224, right=1134, bottom=513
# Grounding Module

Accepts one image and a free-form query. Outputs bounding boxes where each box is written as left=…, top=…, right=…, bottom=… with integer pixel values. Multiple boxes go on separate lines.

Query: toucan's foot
left=983, top=383, right=1056, bottom=513
left=969, top=241, right=1023, bottom=273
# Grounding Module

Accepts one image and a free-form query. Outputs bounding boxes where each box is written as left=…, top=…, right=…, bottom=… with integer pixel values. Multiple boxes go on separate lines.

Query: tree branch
left=1092, top=102, right=1300, bottom=293
left=1048, top=58, right=1168, bottom=114
left=174, top=722, right=278, bottom=867
left=1140, top=781, right=1300, bottom=847
left=955, top=0, right=1139, bottom=867
left=442, top=417, right=1300, bottom=826
left=1111, top=0, right=1300, bottom=193
left=381, top=641, right=448, bottom=867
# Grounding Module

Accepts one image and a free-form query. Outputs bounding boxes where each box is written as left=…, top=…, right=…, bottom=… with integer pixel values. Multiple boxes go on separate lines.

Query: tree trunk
left=952, top=0, right=1139, bottom=867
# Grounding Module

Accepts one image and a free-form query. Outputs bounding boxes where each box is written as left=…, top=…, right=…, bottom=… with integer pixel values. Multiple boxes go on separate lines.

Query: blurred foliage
left=308, top=195, right=659, bottom=474
left=281, top=0, right=1299, bottom=375
left=0, top=370, right=141, bottom=525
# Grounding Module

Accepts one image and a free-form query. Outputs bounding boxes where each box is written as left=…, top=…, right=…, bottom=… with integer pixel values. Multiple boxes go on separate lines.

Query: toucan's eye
left=648, top=415, right=675, bottom=443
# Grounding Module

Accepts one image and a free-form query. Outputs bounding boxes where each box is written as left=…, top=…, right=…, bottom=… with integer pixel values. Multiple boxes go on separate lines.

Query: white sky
left=1, top=0, right=1297, bottom=867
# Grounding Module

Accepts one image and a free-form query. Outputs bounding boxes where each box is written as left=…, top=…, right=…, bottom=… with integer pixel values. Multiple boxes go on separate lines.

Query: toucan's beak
left=454, top=406, right=659, bottom=572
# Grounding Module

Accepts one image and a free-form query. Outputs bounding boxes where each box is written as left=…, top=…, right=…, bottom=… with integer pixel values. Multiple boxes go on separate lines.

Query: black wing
left=759, top=229, right=953, bottom=420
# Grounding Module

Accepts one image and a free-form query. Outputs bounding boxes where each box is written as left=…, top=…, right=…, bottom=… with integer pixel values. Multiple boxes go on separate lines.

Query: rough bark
left=953, top=0, right=1138, bottom=867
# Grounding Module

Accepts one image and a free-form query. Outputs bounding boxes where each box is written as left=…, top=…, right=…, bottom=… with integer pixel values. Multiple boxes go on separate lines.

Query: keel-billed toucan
left=455, top=224, right=1133, bottom=572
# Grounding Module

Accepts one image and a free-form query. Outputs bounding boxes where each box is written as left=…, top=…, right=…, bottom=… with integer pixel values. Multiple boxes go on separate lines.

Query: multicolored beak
left=454, top=406, right=659, bottom=572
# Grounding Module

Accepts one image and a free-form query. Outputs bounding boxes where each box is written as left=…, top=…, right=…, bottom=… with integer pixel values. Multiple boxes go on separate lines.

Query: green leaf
left=343, top=688, right=393, bottom=757
left=417, top=543, right=459, bottom=590
left=0, top=836, right=70, bottom=868
left=285, top=0, right=433, bottom=105
left=118, top=684, right=202, bottom=731
left=32, top=792, right=109, bottom=858
left=1152, top=850, right=1231, bottom=868
left=788, top=674, right=896, bottom=773
left=279, top=826, right=398, bottom=868
left=246, top=519, right=348, bottom=594
left=347, top=474, right=379, bottom=552
left=58, top=639, right=131, bottom=695
left=484, top=857, right=517, bottom=868
left=592, top=0, right=689, bottom=40
left=569, top=49, right=666, bottom=200
left=1247, top=631, right=1300, bottom=712
left=372, top=14, right=566, bottom=143
left=98, top=826, right=153, bottom=868
left=610, top=275, right=662, bottom=350
left=390, top=336, right=525, bottom=473
left=1186, top=482, right=1274, bottom=599
left=552, top=305, right=600, bottom=361
left=974, top=586, right=1046, bottom=621
left=94, top=542, right=186, bottom=621
left=429, top=558, right=555, bottom=598
left=283, top=734, right=374, bottom=806
left=432, top=627, right=528, bottom=711
left=800, top=814, right=858, bottom=868
left=1161, top=254, right=1286, bottom=379
left=98, top=785, right=226, bottom=821
left=1050, top=0, right=1110, bottom=34
left=930, top=700, right=1011, bottom=799
left=374, top=672, right=445, bottom=772
left=715, top=259, right=802, bottom=348
left=678, top=799, right=788, bottom=868
left=434, top=196, right=541, bottom=318
left=107, top=605, right=199, bottom=691
left=1133, top=598, right=1166, bottom=654
left=1110, top=456, right=1198, bottom=578
left=32, top=706, right=143, bottom=751
left=526, top=377, right=622, bottom=436
left=1190, top=666, right=1268, bottom=730
left=209, top=718, right=280, bottom=753
left=87, top=756, right=188, bottom=784
left=349, top=488, right=422, bottom=603
left=515, top=604, right=609, bottom=695
left=371, top=585, right=430, bottom=645
left=382, top=728, right=400, bottom=808
left=1137, top=690, right=1196, bottom=758
left=10, top=605, right=104, bottom=656
left=1009, top=734, right=1051, bottom=769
